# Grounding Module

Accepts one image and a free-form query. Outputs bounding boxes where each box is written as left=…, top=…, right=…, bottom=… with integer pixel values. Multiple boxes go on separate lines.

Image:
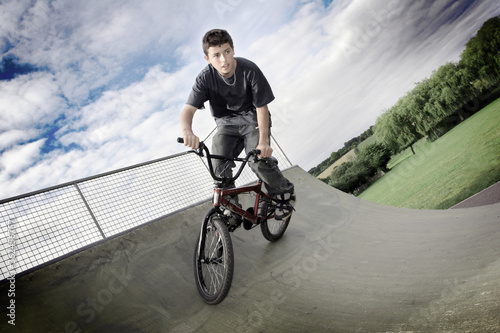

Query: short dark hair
left=202, top=29, right=234, bottom=55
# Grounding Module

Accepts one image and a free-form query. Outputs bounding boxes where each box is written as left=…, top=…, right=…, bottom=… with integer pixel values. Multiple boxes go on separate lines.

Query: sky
left=1, top=0, right=499, bottom=200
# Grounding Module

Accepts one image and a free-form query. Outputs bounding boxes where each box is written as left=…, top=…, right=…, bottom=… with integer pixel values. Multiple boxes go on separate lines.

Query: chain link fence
left=0, top=131, right=292, bottom=282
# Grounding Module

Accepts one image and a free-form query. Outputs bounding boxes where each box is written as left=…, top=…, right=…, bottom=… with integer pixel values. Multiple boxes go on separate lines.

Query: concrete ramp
left=2, top=167, right=500, bottom=332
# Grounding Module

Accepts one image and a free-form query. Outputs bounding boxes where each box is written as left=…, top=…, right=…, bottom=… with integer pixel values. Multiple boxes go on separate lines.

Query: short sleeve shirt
left=186, top=57, right=275, bottom=126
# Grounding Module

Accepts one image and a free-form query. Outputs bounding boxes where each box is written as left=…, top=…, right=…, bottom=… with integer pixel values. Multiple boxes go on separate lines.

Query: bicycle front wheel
left=194, top=214, right=234, bottom=304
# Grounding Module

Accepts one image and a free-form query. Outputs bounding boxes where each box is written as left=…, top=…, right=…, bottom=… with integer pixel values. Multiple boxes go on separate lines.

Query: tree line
left=308, top=127, right=373, bottom=177
left=375, top=15, right=500, bottom=154
left=309, top=15, right=500, bottom=194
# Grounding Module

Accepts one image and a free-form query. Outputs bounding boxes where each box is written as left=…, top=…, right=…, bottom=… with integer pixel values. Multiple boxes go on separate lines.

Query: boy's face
left=204, top=43, right=236, bottom=78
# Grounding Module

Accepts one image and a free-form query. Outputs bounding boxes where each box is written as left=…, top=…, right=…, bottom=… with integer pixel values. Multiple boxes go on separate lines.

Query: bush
left=357, top=143, right=392, bottom=172
left=330, top=161, right=353, bottom=180
left=329, top=143, right=391, bottom=194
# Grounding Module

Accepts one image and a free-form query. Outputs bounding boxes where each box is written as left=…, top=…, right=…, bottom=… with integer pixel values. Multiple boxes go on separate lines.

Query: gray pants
left=212, top=125, right=294, bottom=195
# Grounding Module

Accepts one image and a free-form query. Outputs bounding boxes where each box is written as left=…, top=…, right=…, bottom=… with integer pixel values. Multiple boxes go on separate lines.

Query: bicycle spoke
left=207, top=263, right=224, bottom=293
left=200, top=226, right=227, bottom=295
left=206, top=259, right=225, bottom=293
left=207, top=232, right=218, bottom=258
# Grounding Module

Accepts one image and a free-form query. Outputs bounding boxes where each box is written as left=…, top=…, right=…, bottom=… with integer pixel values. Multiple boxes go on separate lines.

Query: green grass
left=359, top=97, right=500, bottom=209
left=386, top=138, right=431, bottom=169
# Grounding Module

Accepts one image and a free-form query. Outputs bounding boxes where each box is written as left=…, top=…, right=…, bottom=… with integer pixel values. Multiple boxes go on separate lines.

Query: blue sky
left=1, top=0, right=499, bottom=199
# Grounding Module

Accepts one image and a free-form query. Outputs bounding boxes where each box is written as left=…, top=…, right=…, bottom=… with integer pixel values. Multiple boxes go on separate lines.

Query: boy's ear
left=204, top=55, right=210, bottom=63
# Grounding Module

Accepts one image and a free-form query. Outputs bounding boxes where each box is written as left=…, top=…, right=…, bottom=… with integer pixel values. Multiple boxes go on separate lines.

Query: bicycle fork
left=196, top=208, right=217, bottom=259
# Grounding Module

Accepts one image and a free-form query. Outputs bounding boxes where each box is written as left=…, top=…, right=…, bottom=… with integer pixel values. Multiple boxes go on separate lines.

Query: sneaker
left=223, top=207, right=242, bottom=227
left=273, top=192, right=296, bottom=220
left=223, top=195, right=242, bottom=227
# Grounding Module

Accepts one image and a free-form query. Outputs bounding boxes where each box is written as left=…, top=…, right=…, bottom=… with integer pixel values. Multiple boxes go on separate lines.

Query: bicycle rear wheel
left=194, top=214, right=234, bottom=304
left=260, top=210, right=291, bottom=242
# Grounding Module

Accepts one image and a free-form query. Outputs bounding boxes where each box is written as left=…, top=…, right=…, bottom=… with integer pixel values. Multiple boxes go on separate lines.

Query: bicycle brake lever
left=251, top=149, right=262, bottom=162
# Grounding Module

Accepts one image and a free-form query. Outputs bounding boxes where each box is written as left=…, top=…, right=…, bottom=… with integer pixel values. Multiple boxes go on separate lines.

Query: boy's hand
left=256, top=142, right=273, bottom=159
left=183, top=132, right=200, bottom=149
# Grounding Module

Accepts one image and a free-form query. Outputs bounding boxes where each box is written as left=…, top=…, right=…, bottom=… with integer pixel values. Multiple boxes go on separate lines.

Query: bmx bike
left=177, top=138, right=292, bottom=305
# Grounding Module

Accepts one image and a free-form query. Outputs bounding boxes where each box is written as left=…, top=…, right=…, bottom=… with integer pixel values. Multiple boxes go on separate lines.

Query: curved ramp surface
left=2, top=167, right=499, bottom=332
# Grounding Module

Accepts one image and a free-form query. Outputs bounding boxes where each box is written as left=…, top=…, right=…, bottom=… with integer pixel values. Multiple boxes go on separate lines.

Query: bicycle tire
left=194, top=214, right=234, bottom=304
left=260, top=212, right=291, bottom=242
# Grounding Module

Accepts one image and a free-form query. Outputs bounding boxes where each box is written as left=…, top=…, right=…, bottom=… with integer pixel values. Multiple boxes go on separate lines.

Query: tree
left=374, top=109, right=400, bottom=153
left=460, top=16, right=500, bottom=91
left=357, top=143, right=392, bottom=172
left=408, top=78, right=446, bottom=139
left=374, top=97, right=422, bottom=155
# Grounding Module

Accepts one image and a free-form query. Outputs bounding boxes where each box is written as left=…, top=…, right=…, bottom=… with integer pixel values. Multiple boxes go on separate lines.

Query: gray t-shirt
left=186, top=57, right=275, bottom=126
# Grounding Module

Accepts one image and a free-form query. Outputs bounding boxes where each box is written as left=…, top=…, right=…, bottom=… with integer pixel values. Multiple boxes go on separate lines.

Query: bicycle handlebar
left=177, top=137, right=261, bottom=185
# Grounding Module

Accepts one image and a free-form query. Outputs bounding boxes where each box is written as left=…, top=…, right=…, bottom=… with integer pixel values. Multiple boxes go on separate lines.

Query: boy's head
left=202, top=29, right=234, bottom=55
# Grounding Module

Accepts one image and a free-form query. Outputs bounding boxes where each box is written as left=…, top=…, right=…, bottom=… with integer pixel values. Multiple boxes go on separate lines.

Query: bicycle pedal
left=243, top=207, right=254, bottom=230
left=243, top=219, right=253, bottom=230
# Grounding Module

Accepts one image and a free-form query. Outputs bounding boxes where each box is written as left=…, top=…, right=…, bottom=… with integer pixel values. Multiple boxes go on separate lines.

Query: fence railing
left=0, top=131, right=292, bottom=282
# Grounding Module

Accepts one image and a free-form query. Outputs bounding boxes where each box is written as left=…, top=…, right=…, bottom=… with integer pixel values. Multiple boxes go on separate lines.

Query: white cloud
left=0, top=72, right=62, bottom=130
left=58, top=64, right=198, bottom=147
left=1, top=0, right=499, bottom=199
left=0, top=139, right=45, bottom=177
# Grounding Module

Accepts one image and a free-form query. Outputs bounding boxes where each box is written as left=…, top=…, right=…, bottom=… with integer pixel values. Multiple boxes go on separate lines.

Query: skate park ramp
left=2, top=166, right=500, bottom=332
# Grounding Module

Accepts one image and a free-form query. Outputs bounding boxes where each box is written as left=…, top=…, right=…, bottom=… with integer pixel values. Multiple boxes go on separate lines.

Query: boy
left=180, top=29, right=295, bottom=220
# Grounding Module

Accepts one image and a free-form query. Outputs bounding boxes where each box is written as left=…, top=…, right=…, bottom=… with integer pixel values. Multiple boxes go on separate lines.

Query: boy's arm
left=180, top=104, right=200, bottom=149
left=256, top=105, right=273, bottom=158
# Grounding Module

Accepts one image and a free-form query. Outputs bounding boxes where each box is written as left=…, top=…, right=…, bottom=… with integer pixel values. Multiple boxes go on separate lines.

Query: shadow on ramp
left=2, top=167, right=499, bottom=332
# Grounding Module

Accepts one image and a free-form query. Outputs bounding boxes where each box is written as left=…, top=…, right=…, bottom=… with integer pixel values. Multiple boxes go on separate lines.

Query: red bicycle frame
left=213, top=181, right=272, bottom=226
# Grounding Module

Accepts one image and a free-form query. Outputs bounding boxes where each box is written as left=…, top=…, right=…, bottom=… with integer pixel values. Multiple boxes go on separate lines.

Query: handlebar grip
left=177, top=137, right=184, bottom=143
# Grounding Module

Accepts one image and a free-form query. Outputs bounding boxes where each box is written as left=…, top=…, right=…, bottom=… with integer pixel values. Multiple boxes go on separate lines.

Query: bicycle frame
left=213, top=181, right=273, bottom=225
left=197, top=180, right=274, bottom=264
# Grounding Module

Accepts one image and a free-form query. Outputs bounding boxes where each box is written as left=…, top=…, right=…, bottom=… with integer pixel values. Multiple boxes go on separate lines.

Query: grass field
left=317, top=149, right=356, bottom=179
left=358, top=97, right=500, bottom=209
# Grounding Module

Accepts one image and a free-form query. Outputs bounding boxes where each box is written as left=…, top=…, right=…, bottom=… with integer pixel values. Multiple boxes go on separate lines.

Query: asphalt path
left=2, top=167, right=499, bottom=332
left=452, top=181, right=500, bottom=209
